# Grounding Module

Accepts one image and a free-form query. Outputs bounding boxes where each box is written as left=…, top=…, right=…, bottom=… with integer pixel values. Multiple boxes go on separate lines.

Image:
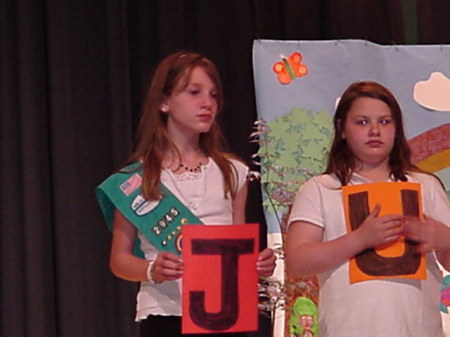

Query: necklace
left=166, top=163, right=207, bottom=211
left=178, top=162, right=203, bottom=173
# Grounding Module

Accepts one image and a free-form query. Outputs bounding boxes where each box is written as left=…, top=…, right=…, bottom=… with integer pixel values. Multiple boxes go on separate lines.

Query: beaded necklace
left=166, top=161, right=207, bottom=211
left=177, top=162, right=203, bottom=173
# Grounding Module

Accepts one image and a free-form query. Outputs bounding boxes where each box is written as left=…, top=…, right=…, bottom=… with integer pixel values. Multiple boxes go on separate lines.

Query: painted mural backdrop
left=252, top=39, right=450, bottom=337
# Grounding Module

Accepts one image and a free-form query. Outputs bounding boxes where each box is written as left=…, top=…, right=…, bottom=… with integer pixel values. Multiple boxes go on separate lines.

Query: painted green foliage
left=256, top=107, right=333, bottom=222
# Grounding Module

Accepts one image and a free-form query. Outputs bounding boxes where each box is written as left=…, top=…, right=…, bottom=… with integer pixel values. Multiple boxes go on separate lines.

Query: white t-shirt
left=135, top=158, right=248, bottom=321
left=288, top=172, right=449, bottom=337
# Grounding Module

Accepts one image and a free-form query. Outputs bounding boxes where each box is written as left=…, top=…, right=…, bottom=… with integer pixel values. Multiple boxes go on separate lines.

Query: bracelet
left=146, top=260, right=162, bottom=284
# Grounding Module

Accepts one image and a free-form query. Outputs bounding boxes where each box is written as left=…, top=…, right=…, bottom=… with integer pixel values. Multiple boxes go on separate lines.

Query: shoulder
left=406, top=171, right=449, bottom=205
left=406, top=171, right=444, bottom=189
left=99, top=161, right=142, bottom=186
left=229, top=158, right=248, bottom=171
left=289, top=174, right=340, bottom=228
left=208, top=156, right=249, bottom=179
left=224, top=154, right=249, bottom=175
left=293, top=174, right=341, bottom=204
left=117, top=161, right=142, bottom=174
left=301, top=174, right=341, bottom=191
left=224, top=153, right=247, bottom=167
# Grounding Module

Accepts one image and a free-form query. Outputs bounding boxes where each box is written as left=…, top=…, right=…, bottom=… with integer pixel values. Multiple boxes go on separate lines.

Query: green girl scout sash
left=95, top=162, right=203, bottom=257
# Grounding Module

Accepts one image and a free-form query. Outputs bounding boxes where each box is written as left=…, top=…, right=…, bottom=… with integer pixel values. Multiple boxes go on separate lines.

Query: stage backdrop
left=252, top=39, right=450, bottom=337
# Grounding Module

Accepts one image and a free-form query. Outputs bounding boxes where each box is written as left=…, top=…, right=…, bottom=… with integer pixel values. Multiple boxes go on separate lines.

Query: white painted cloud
left=413, top=72, right=450, bottom=112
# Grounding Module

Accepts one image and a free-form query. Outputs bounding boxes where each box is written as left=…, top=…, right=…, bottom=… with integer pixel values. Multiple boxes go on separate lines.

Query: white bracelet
left=146, top=260, right=160, bottom=284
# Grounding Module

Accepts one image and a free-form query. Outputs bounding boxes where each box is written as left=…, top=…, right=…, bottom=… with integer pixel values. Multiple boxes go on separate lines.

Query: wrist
left=146, top=260, right=162, bottom=284
left=349, top=229, right=369, bottom=253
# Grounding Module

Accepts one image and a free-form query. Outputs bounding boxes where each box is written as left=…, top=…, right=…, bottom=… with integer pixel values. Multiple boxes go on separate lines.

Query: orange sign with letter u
left=343, top=182, right=426, bottom=283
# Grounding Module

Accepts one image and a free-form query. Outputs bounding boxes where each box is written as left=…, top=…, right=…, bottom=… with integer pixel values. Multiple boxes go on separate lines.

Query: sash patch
left=120, top=173, right=142, bottom=196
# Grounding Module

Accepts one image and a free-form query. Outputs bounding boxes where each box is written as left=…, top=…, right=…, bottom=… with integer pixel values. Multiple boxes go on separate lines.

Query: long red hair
left=123, top=51, right=240, bottom=200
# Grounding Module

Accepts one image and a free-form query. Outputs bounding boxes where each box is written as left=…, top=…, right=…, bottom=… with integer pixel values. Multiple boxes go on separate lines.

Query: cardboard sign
left=342, top=182, right=426, bottom=283
left=182, top=224, right=259, bottom=334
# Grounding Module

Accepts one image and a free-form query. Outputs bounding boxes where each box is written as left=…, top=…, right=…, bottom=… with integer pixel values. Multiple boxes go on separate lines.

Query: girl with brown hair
left=97, top=51, right=275, bottom=337
left=286, top=81, right=450, bottom=337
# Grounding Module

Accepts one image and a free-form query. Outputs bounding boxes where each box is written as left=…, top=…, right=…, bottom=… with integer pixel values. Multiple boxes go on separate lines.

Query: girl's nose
left=201, top=94, right=214, bottom=110
left=369, top=123, right=380, bottom=136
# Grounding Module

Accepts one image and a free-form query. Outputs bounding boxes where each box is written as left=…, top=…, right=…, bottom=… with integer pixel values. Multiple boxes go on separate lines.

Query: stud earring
left=161, top=106, right=169, bottom=113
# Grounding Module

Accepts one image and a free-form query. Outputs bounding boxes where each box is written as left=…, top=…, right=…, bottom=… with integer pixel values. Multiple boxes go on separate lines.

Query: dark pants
left=140, top=314, right=272, bottom=337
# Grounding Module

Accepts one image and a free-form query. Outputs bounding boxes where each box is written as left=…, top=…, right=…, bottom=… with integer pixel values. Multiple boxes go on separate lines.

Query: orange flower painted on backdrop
left=272, top=52, right=308, bottom=85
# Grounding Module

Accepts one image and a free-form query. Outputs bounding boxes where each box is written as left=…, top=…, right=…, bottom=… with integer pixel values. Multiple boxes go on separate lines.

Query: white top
left=288, top=172, right=449, bottom=337
left=135, top=158, right=248, bottom=321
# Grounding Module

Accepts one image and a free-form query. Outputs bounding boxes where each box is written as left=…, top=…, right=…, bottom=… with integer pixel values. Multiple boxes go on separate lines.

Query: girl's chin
left=356, top=156, right=390, bottom=167
left=198, top=125, right=213, bottom=133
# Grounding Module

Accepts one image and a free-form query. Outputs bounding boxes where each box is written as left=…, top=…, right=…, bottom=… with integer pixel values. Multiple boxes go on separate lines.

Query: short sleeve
left=419, top=174, right=450, bottom=228
left=230, top=158, right=249, bottom=191
left=287, top=177, right=326, bottom=229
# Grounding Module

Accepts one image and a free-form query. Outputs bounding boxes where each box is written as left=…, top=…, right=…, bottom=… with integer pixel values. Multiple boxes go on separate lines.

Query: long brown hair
left=123, top=51, right=239, bottom=200
left=325, top=81, right=422, bottom=186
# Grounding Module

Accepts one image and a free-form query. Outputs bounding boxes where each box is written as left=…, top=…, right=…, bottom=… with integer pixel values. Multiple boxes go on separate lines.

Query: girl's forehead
left=179, top=66, right=201, bottom=82
left=348, top=97, right=391, bottom=112
left=179, top=66, right=216, bottom=88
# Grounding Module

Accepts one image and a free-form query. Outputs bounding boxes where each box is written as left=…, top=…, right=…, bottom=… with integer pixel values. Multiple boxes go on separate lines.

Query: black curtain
left=1, top=1, right=448, bottom=336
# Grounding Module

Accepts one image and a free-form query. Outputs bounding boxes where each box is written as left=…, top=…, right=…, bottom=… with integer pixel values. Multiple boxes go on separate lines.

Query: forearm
left=287, top=230, right=365, bottom=277
left=110, top=209, right=150, bottom=282
left=287, top=208, right=404, bottom=277
left=430, top=219, right=450, bottom=271
left=435, top=222, right=450, bottom=271
left=436, top=250, right=450, bottom=272
left=109, top=252, right=148, bottom=282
